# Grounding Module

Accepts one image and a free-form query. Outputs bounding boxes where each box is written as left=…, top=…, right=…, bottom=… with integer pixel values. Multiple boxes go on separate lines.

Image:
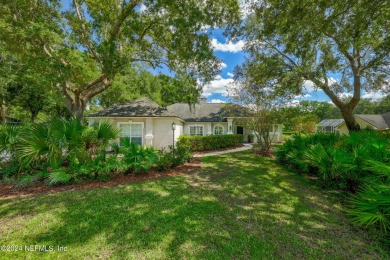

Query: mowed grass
left=0, top=151, right=388, bottom=259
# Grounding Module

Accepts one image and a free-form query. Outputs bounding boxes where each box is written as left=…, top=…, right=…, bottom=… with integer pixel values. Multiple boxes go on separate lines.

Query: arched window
left=214, top=124, right=224, bottom=135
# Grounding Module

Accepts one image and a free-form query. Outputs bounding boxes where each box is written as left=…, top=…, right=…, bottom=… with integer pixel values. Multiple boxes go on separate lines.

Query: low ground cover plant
left=275, top=131, right=390, bottom=241
left=178, top=134, right=243, bottom=151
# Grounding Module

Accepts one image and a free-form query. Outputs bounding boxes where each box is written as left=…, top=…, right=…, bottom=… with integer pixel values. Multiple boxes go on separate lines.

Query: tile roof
left=87, top=97, right=251, bottom=121
left=356, top=113, right=390, bottom=130
left=86, top=98, right=178, bottom=118
left=166, top=102, right=250, bottom=122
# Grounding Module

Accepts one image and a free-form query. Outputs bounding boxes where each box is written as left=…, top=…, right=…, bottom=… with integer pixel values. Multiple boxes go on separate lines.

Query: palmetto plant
left=16, top=118, right=118, bottom=167
left=0, top=118, right=119, bottom=185
left=115, top=140, right=159, bottom=173
left=349, top=160, right=390, bottom=237
left=0, top=125, right=21, bottom=157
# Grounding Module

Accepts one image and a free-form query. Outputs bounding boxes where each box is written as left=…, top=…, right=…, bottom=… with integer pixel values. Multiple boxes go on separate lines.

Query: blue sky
left=204, top=28, right=334, bottom=104
left=202, top=28, right=386, bottom=105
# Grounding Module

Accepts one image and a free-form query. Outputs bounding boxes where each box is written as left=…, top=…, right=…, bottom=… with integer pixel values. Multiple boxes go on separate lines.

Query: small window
left=189, top=125, right=203, bottom=136
left=213, top=124, right=224, bottom=135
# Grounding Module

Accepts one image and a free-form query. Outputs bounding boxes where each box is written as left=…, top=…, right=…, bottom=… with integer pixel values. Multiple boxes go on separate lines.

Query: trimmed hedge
left=178, top=134, right=244, bottom=151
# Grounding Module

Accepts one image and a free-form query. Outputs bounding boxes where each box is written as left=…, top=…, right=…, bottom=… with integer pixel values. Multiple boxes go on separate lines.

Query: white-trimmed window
left=213, top=124, right=224, bottom=135
left=189, top=125, right=204, bottom=136
left=118, top=122, right=143, bottom=145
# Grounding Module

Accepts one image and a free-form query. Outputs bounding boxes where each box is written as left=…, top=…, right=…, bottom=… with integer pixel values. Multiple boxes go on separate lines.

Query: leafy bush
left=349, top=160, right=390, bottom=237
left=1, top=118, right=192, bottom=186
left=275, top=130, right=390, bottom=238
left=113, top=140, right=159, bottom=173
left=156, top=142, right=193, bottom=171
left=178, top=134, right=243, bottom=151
left=0, top=118, right=119, bottom=184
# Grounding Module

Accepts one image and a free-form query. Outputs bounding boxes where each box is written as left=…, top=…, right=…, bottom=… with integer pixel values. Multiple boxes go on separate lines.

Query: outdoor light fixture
left=172, top=122, right=176, bottom=152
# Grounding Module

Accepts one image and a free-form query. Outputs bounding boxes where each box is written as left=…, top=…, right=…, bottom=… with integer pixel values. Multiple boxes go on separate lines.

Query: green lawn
left=0, top=151, right=387, bottom=259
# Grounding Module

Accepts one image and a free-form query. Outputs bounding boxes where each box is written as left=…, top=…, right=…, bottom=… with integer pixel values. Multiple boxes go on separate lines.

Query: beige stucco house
left=317, top=112, right=390, bottom=134
left=86, top=97, right=283, bottom=149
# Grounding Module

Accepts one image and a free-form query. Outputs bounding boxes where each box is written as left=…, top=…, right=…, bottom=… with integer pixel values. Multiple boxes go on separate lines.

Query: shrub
left=113, top=140, right=159, bottom=174
left=0, top=118, right=119, bottom=184
left=349, top=160, right=390, bottom=238
left=275, top=130, right=390, bottom=238
left=178, top=134, right=243, bottom=151
left=156, top=142, right=193, bottom=171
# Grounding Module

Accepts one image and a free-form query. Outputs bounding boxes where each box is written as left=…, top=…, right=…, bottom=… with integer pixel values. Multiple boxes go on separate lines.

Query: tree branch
left=109, top=0, right=141, bottom=41
left=73, top=0, right=101, bottom=63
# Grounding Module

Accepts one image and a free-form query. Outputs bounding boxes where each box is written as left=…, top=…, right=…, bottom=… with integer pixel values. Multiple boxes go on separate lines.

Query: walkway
left=193, top=143, right=253, bottom=157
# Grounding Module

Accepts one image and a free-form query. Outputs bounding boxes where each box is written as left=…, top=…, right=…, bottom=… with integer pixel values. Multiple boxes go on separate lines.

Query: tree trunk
left=63, top=75, right=111, bottom=121
left=340, top=106, right=360, bottom=131
left=0, top=95, right=6, bottom=124
left=65, top=95, right=85, bottom=121
left=31, top=111, right=38, bottom=123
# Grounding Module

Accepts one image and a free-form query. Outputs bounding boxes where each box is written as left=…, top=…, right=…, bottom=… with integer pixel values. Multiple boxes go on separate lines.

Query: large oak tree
left=238, top=0, right=390, bottom=130
left=1, top=0, right=240, bottom=119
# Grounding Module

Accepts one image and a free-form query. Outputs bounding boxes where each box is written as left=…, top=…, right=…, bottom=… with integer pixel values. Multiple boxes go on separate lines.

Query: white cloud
left=303, top=77, right=337, bottom=92
left=285, top=100, right=301, bottom=107
left=221, top=62, right=227, bottom=68
left=362, top=91, right=385, bottom=100
left=337, top=92, right=353, bottom=99
left=202, top=75, right=234, bottom=97
left=294, top=93, right=311, bottom=99
left=139, top=3, right=147, bottom=13
left=211, top=38, right=245, bottom=53
left=227, top=72, right=234, bottom=77
left=209, top=99, right=226, bottom=103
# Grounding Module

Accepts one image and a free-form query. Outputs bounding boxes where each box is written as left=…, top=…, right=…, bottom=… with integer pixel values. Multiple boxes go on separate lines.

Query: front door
left=236, top=126, right=244, bottom=135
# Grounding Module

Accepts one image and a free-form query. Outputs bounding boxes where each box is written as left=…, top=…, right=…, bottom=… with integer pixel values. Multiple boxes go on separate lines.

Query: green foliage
left=96, top=69, right=200, bottom=109
left=276, top=131, right=390, bottom=237
left=238, top=0, right=390, bottom=130
left=114, top=140, right=159, bottom=174
left=178, top=134, right=244, bottom=151
left=348, top=160, right=390, bottom=237
left=291, top=114, right=319, bottom=134
left=1, top=0, right=241, bottom=118
left=156, top=142, right=193, bottom=171
left=0, top=118, right=119, bottom=184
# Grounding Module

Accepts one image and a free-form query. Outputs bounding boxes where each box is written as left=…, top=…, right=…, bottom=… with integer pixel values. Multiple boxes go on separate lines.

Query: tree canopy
left=238, top=0, right=390, bottom=131
left=1, top=0, right=240, bottom=119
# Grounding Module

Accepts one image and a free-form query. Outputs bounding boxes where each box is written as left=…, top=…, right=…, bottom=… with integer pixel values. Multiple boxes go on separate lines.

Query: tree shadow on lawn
left=0, top=151, right=387, bottom=259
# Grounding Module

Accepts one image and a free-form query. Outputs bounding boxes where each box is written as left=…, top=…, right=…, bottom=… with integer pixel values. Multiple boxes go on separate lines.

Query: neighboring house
left=317, top=112, right=390, bottom=134
left=86, top=97, right=283, bottom=149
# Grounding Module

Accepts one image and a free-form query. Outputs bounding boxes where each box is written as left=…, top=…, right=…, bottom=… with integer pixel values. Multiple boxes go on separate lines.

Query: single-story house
left=317, top=112, right=390, bottom=134
left=86, top=97, right=283, bottom=149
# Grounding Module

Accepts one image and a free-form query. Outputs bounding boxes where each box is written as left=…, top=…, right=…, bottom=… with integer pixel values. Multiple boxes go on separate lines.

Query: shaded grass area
left=0, top=151, right=387, bottom=259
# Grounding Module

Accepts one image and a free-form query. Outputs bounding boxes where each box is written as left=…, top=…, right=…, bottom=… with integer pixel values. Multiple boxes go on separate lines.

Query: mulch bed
left=0, top=159, right=202, bottom=199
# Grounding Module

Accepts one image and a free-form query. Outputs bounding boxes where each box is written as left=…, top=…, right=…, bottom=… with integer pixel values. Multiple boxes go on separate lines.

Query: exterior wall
left=338, top=124, right=349, bottom=135
left=87, top=117, right=182, bottom=150
left=86, top=117, right=282, bottom=149
left=152, top=118, right=183, bottom=149
left=338, top=117, right=377, bottom=135
left=183, top=122, right=229, bottom=136
left=250, top=124, right=283, bottom=143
